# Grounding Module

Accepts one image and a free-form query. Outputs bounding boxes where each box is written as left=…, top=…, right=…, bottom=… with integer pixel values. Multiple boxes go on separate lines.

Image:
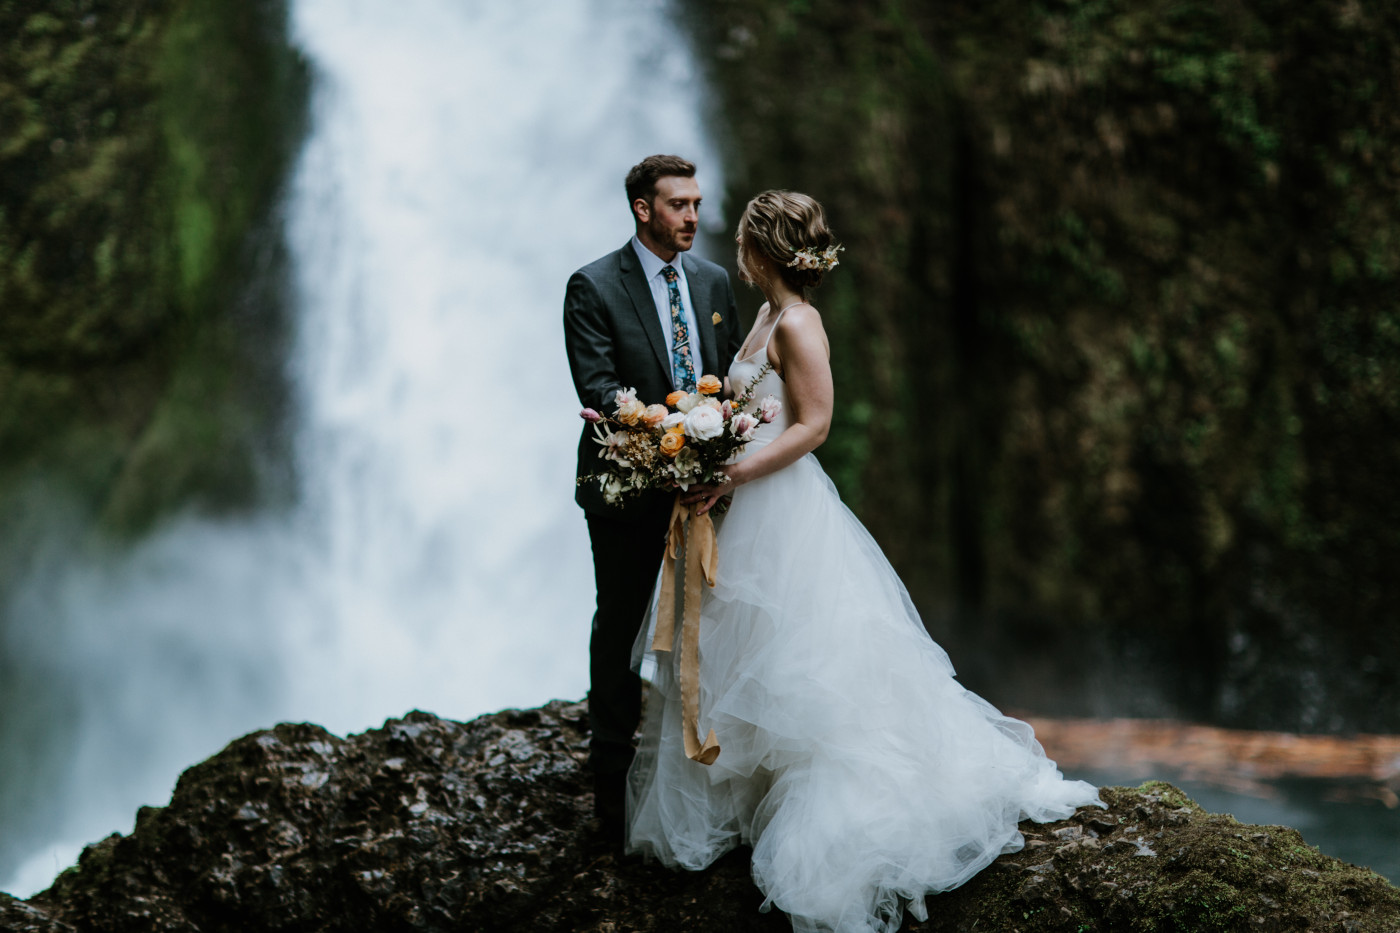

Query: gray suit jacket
left=565, top=241, right=744, bottom=521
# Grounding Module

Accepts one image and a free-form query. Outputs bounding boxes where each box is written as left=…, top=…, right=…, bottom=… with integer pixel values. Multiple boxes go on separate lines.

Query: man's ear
left=632, top=197, right=651, bottom=223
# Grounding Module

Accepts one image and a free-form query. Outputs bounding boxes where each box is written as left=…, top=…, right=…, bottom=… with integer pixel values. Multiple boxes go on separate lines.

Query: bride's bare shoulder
left=773, top=303, right=831, bottom=357
left=776, top=303, right=827, bottom=337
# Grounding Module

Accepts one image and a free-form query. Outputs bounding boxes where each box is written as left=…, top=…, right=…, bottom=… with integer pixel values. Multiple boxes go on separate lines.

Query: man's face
left=636, top=175, right=701, bottom=255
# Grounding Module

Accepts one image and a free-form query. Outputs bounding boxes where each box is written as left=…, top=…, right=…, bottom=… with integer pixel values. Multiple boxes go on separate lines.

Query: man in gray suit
left=564, top=154, right=743, bottom=837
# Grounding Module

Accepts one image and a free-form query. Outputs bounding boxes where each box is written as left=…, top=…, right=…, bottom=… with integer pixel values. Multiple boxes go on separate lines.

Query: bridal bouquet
left=578, top=365, right=781, bottom=506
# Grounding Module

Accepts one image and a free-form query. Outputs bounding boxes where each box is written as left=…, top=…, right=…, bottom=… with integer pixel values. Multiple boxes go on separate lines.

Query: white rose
left=675, top=393, right=700, bottom=414
left=661, top=411, right=685, bottom=429
left=730, top=412, right=759, bottom=440
left=683, top=405, right=724, bottom=440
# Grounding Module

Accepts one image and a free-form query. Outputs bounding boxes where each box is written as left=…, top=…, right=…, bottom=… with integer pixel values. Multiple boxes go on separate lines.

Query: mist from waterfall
left=2, top=0, right=721, bottom=897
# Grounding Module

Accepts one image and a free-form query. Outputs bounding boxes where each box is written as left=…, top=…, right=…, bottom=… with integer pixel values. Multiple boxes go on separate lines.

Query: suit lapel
left=683, top=255, right=720, bottom=378
left=619, top=243, right=671, bottom=378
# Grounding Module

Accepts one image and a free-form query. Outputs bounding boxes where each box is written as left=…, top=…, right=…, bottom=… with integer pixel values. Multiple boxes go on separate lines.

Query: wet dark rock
left=0, top=895, right=74, bottom=933
left=3, top=710, right=1398, bottom=932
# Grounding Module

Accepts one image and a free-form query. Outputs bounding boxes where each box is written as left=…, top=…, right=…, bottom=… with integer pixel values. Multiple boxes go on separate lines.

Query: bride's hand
left=683, top=471, right=741, bottom=515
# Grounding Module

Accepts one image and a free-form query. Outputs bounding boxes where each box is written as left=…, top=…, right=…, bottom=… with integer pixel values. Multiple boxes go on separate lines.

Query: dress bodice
left=726, top=306, right=793, bottom=445
left=728, top=353, right=788, bottom=444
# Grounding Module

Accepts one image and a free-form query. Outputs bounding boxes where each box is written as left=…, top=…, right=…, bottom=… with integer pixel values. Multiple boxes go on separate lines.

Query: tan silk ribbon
left=653, top=495, right=721, bottom=765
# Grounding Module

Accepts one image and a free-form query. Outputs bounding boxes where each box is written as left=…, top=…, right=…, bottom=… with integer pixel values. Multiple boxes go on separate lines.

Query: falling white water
left=2, top=0, right=721, bottom=897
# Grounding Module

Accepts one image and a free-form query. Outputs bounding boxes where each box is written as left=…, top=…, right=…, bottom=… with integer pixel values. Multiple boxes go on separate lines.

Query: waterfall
left=1, top=0, right=721, bottom=897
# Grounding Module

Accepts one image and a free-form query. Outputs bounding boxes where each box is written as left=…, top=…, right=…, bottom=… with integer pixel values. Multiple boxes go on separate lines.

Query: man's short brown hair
left=625, top=155, right=696, bottom=216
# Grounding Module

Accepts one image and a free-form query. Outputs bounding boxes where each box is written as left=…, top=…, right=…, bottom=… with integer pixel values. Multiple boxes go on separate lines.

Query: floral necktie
left=662, top=265, right=696, bottom=392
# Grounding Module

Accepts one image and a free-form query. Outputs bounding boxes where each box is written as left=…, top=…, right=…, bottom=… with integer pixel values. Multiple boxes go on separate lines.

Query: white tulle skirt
left=626, top=450, right=1103, bottom=933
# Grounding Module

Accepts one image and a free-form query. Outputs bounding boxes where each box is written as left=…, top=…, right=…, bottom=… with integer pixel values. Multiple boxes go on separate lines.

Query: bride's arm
left=685, top=305, right=832, bottom=514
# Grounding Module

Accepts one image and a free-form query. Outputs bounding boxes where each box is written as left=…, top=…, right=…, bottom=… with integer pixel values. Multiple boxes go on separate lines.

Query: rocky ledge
left=2, top=701, right=1397, bottom=932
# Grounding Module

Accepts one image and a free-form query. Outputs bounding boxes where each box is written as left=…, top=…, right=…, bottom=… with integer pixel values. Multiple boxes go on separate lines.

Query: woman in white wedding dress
left=625, top=190, right=1102, bottom=933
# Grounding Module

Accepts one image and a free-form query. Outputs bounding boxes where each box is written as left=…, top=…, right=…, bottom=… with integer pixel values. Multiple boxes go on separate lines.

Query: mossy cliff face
left=0, top=0, right=306, bottom=536
left=685, top=0, right=1400, bottom=731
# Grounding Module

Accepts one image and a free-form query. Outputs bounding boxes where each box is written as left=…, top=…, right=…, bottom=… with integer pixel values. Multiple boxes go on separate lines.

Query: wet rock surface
left=4, top=702, right=1398, bottom=932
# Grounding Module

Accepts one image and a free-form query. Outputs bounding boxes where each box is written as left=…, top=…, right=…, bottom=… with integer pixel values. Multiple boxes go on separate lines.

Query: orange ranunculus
left=665, top=390, right=688, bottom=408
left=641, top=403, right=668, bottom=428
left=659, top=431, right=686, bottom=458
left=697, top=374, right=723, bottom=395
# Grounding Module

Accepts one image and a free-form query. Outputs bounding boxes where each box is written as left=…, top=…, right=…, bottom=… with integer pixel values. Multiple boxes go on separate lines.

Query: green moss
left=0, top=0, right=307, bottom=536
left=1135, top=780, right=1197, bottom=811
left=905, top=783, right=1400, bottom=931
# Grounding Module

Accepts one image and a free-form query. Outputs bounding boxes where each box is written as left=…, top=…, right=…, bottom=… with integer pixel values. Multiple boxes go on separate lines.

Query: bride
left=625, top=190, right=1103, bottom=933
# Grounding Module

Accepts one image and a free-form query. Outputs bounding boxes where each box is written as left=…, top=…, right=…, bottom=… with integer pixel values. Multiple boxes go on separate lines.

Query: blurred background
left=1, top=0, right=1396, bottom=899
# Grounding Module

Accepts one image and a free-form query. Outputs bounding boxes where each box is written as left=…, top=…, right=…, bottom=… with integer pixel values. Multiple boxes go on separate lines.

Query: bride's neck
left=760, top=281, right=804, bottom=314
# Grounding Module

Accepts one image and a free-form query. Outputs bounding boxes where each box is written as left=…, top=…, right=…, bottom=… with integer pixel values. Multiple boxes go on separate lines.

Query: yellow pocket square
left=712, top=312, right=722, bottom=325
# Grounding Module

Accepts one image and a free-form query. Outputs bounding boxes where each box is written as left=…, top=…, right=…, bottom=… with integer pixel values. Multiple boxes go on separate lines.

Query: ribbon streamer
left=653, top=495, right=721, bottom=765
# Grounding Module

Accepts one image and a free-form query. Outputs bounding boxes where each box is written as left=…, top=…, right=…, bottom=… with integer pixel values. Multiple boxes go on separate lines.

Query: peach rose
left=617, top=398, right=646, bottom=425
left=697, top=374, right=723, bottom=395
left=641, top=403, right=668, bottom=428
left=665, top=390, right=688, bottom=408
left=659, top=431, right=686, bottom=458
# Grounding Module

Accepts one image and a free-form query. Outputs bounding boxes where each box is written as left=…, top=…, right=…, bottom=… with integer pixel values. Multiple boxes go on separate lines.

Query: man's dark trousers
left=584, top=508, right=671, bottom=777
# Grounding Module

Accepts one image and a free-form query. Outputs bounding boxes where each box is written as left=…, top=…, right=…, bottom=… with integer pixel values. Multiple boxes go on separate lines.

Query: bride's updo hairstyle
left=737, top=190, right=840, bottom=291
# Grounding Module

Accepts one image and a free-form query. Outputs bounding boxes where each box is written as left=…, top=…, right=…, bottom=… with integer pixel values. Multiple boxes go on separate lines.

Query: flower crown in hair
left=787, top=245, right=844, bottom=272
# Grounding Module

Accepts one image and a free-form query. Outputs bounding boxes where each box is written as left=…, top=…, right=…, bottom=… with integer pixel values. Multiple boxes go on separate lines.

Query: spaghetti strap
left=737, top=302, right=805, bottom=363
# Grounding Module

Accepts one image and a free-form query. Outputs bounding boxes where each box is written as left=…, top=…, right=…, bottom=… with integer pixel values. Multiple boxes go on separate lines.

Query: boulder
left=5, top=701, right=1396, bottom=932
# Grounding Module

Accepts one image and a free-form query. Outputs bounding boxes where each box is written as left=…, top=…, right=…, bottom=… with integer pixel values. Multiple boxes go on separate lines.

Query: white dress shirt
left=631, top=235, right=703, bottom=385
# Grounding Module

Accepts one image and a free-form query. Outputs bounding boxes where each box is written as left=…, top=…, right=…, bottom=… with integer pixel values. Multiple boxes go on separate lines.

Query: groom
left=564, top=154, right=742, bottom=835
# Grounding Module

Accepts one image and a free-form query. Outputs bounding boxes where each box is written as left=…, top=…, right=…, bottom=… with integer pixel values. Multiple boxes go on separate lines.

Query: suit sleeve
left=564, top=270, right=623, bottom=413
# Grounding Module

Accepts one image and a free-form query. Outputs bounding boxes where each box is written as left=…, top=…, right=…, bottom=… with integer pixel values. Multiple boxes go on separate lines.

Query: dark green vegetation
left=0, top=0, right=305, bottom=889
left=0, top=0, right=305, bottom=538
left=5, top=700, right=1397, bottom=931
left=687, top=0, right=1400, bottom=731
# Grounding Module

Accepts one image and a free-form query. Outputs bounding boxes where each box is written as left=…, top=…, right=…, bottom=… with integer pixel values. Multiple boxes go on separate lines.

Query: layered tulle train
left=626, top=450, right=1102, bottom=933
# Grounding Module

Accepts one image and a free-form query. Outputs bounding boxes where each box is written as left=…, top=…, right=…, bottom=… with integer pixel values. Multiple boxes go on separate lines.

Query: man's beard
left=649, top=218, right=695, bottom=254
